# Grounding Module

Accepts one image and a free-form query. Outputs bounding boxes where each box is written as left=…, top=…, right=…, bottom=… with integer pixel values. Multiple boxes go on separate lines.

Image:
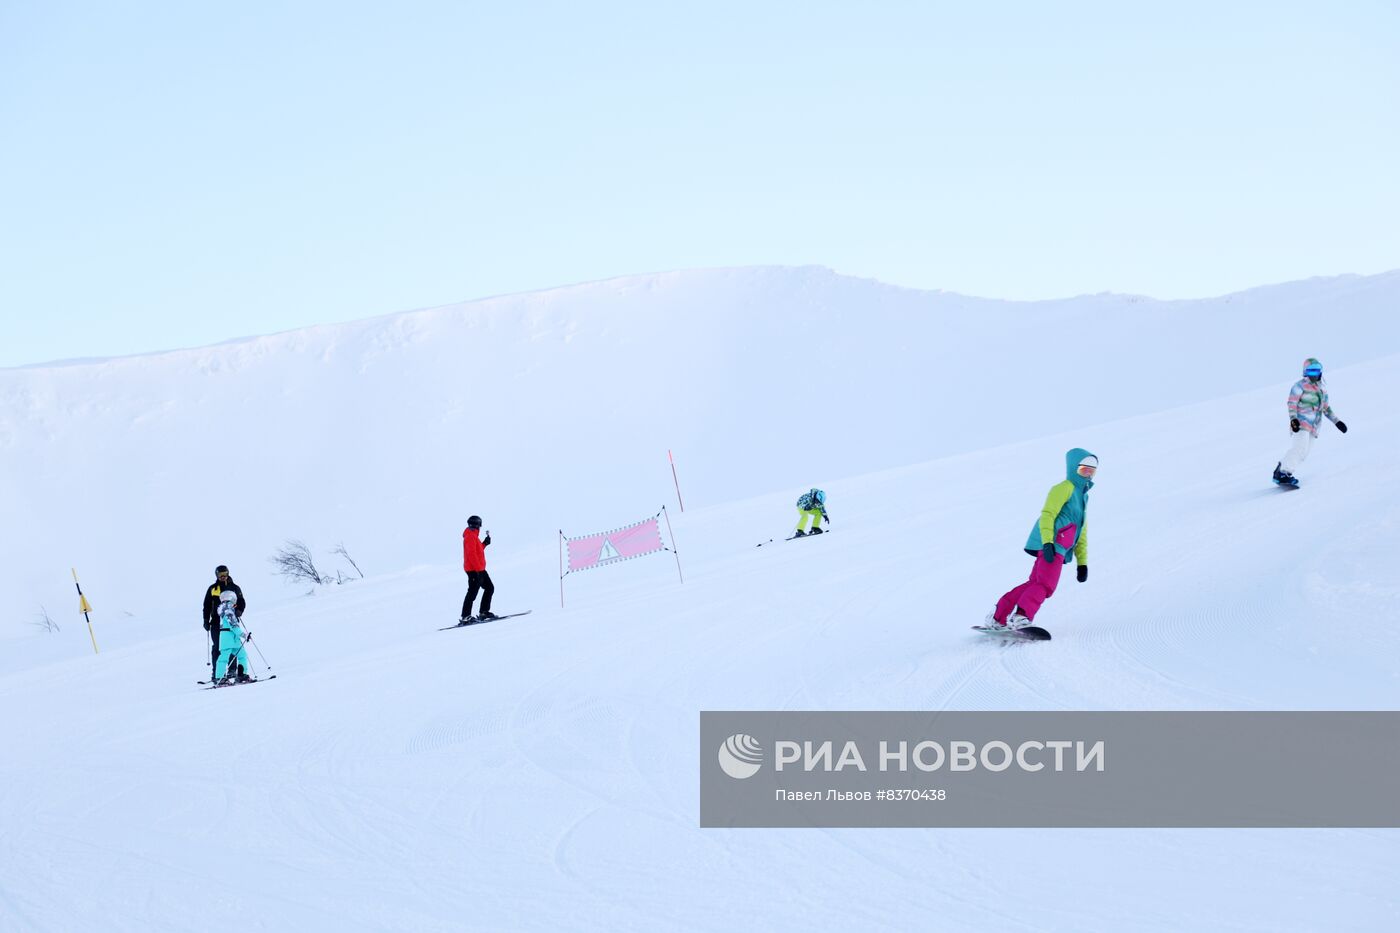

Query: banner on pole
left=564, top=515, right=666, bottom=574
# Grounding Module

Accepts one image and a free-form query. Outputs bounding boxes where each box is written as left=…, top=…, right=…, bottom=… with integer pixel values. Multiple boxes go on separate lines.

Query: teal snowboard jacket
left=1022, top=448, right=1095, bottom=565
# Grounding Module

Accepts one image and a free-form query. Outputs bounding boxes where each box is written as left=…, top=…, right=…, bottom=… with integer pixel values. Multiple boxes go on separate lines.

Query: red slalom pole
left=669, top=449, right=685, bottom=512
left=662, top=505, right=684, bottom=585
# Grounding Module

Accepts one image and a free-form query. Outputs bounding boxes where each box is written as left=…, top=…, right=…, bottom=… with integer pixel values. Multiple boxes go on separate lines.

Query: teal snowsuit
left=215, top=606, right=249, bottom=679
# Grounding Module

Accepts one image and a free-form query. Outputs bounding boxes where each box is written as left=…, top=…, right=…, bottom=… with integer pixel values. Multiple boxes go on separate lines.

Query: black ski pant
left=462, top=570, right=494, bottom=617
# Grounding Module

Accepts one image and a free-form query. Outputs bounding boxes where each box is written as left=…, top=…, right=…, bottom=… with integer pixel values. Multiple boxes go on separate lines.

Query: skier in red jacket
left=460, top=515, right=498, bottom=624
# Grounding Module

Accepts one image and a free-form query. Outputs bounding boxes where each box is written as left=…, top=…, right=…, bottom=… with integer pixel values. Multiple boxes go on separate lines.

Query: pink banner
left=566, top=517, right=665, bottom=573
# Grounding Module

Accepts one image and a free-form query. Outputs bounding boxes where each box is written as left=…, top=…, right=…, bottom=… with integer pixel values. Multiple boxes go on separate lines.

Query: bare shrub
left=270, top=539, right=325, bottom=585
left=332, top=542, right=365, bottom=579
left=33, top=605, right=60, bottom=633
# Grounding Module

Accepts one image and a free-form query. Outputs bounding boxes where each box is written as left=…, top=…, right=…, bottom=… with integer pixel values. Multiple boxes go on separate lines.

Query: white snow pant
left=1279, top=429, right=1314, bottom=474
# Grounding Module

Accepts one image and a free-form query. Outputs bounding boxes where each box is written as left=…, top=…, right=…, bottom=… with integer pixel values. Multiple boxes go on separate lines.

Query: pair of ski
left=756, top=529, right=831, bottom=547
left=197, top=674, right=277, bottom=689
left=439, top=610, right=532, bottom=632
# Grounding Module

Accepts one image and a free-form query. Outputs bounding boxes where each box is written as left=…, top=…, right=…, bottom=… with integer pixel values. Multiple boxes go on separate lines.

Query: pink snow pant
left=995, top=555, right=1064, bottom=622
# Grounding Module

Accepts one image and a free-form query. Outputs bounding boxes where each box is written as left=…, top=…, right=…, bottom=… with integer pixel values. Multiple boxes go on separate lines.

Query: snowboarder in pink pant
left=987, top=448, right=1097, bottom=630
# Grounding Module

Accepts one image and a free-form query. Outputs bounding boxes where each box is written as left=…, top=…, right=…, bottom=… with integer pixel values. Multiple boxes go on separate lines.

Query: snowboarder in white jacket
left=1273, top=358, right=1347, bottom=486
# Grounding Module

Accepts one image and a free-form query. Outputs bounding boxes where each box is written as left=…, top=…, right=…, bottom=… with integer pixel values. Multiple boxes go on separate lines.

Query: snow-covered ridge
left=8, top=264, right=1398, bottom=372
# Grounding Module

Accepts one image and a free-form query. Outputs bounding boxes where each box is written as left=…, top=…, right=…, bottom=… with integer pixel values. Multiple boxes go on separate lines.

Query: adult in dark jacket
left=203, top=565, right=246, bottom=673
left=460, top=515, right=496, bottom=623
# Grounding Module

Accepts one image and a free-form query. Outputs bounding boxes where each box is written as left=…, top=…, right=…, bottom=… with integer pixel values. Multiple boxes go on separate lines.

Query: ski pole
left=239, top=634, right=262, bottom=680
left=210, top=625, right=227, bottom=681
left=241, top=627, right=273, bottom=672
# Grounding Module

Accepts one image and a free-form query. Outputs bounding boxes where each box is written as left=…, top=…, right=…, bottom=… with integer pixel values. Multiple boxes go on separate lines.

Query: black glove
left=203, top=619, right=211, bottom=632
left=1040, top=543, right=1057, bottom=564
left=823, top=515, right=830, bottom=525
left=1290, top=417, right=1300, bottom=433
left=1077, top=565, right=1088, bottom=583
left=483, top=533, right=492, bottom=546
left=1335, top=420, right=1347, bottom=434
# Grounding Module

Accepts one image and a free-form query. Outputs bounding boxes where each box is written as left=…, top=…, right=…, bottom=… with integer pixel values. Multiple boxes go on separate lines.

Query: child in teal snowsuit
left=214, top=592, right=250, bottom=683
left=989, top=448, right=1096, bottom=628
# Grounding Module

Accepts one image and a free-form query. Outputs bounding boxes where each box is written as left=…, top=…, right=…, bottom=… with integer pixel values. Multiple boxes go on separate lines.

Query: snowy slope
left=2, top=337, right=1398, bottom=930
left=3, top=265, right=1399, bottom=630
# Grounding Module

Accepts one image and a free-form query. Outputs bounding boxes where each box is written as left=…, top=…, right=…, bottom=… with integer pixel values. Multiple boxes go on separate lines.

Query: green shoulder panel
left=1037, top=480, right=1074, bottom=544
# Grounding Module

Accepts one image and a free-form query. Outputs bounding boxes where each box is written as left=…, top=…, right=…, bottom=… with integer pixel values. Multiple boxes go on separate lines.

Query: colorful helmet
left=1302, top=358, right=1322, bottom=379
left=467, top=515, right=483, bottom=529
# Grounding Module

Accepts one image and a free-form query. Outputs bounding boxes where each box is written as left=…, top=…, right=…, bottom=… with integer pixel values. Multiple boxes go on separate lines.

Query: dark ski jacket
left=203, top=578, right=246, bottom=628
left=796, top=489, right=828, bottom=519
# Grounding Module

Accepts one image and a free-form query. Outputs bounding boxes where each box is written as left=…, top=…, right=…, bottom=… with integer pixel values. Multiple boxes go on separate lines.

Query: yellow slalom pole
left=72, top=568, right=99, bottom=655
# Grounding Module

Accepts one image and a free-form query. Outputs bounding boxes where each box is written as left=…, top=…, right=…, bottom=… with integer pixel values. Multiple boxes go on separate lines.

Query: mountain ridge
left=9, top=263, right=1399, bottom=371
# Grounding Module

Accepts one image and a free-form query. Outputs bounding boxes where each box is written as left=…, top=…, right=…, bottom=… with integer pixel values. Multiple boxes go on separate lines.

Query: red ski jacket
left=462, top=528, right=489, bottom=571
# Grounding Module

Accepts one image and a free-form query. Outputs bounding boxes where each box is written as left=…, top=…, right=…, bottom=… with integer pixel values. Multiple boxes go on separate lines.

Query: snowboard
left=198, top=674, right=276, bottom=689
left=439, top=610, right=532, bottom=631
left=971, top=623, right=1052, bottom=641
left=1272, top=478, right=1300, bottom=490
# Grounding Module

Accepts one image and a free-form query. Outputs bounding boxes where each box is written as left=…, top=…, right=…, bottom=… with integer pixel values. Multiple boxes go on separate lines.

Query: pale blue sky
left=2, top=1, right=1397, bottom=367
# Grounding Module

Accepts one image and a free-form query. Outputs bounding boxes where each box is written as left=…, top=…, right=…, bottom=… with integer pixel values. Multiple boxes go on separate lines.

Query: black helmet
left=215, top=565, right=230, bottom=576
left=467, top=515, right=483, bottom=529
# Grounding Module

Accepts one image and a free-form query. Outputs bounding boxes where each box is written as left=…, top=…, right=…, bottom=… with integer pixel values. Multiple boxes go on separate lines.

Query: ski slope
left=3, top=364, right=1398, bottom=929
